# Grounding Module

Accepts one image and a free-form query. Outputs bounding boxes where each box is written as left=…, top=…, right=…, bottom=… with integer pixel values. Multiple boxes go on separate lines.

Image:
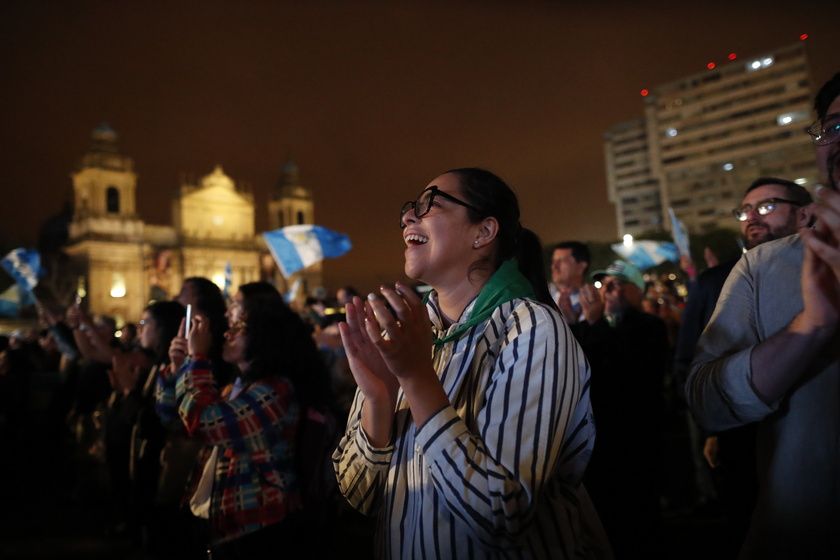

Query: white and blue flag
left=611, top=240, right=680, bottom=270
left=223, top=261, right=232, bottom=300
left=263, top=225, right=352, bottom=277
left=0, top=284, right=35, bottom=318
left=1, top=248, right=42, bottom=292
left=284, top=277, right=303, bottom=304
left=668, top=208, right=691, bottom=258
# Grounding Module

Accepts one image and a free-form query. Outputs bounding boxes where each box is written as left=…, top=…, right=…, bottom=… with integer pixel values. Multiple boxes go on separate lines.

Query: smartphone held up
left=185, top=304, right=192, bottom=339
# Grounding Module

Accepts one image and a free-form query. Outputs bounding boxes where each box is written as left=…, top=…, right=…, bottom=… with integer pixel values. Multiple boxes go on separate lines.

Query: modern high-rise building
left=605, top=41, right=819, bottom=238
left=604, top=118, right=661, bottom=235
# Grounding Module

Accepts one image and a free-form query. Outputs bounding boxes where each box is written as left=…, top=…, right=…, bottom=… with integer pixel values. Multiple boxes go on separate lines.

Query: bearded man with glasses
left=675, top=176, right=811, bottom=555
left=686, top=72, right=840, bottom=559
left=733, top=177, right=813, bottom=250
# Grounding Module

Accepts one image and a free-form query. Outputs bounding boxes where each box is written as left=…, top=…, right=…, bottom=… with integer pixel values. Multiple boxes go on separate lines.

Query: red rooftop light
left=640, top=89, right=649, bottom=97
left=707, top=62, right=716, bottom=69
left=728, top=53, right=737, bottom=60
left=800, top=33, right=808, bottom=40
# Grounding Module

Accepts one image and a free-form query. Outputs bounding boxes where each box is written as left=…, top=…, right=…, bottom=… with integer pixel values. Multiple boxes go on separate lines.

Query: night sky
left=1, top=0, right=836, bottom=294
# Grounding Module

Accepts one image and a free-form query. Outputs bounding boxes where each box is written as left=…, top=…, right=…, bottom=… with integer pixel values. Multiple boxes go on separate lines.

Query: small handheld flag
left=668, top=208, right=691, bottom=258
left=1, top=248, right=42, bottom=292
left=263, top=225, right=352, bottom=277
left=223, top=261, right=232, bottom=301
left=284, top=277, right=303, bottom=304
left=0, top=284, right=35, bottom=318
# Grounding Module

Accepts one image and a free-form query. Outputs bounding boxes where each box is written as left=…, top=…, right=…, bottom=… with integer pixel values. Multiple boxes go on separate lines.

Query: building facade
left=604, top=118, right=661, bottom=235
left=606, top=41, right=819, bottom=238
left=64, top=123, right=317, bottom=325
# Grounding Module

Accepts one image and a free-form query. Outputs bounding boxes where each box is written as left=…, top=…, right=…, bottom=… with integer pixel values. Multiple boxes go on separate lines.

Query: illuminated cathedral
left=62, top=123, right=319, bottom=325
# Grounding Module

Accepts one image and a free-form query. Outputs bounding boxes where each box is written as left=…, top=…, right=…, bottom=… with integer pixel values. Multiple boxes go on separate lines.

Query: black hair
left=145, top=300, right=186, bottom=365
left=814, top=72, right=840, bottom=121
left=552, top=241, right=591, bottom=271
left=237, top=282, right=332, bottom=412
left=182, top=277, right=234, bottom=385
left=445, top=167, right=556, bottom=309
left=744, top=177, right=813, bottom=206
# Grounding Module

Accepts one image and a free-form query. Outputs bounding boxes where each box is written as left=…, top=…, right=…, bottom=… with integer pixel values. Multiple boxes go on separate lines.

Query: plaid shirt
left=173, top=358, right=302, bottom=543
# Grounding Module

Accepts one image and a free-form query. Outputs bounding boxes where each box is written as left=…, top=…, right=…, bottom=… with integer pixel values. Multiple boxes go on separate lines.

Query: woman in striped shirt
left=334, top=168, right=611, bottom=559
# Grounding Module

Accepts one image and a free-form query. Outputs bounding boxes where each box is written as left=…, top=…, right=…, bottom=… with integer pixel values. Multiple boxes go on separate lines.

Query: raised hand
left=799, top=185, right=840, bottom=332
left=187, top=314, right=212, bottom=357
left=339, top=295, right=402, bottom=446
left=168, top=318, right=188, bottom=372
left=66, top=303, right=81, bottom=329
left=579, top=283, right=605, bottom=325
left=109, top=350, right=150, bottom=394
left=362, top=284, right=447, bottom=428
left=556, top=287, right=578, bottom=324
left=362, top=283, right=434, bottom=381
left=338, top=296, right=399, bottom=404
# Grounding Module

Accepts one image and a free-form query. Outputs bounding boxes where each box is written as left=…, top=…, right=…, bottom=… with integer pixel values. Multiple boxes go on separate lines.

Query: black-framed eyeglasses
left=806, top=116, right=840, bottom=146
left=399, top=185, right=479, bottom=228
left=732, top=198, right=804, bottom=221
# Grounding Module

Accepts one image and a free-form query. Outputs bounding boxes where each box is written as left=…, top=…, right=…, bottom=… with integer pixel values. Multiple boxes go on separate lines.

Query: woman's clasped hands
left=362, top=283, right=433, bottom=379
left=339, top=283, right=442, bottom=443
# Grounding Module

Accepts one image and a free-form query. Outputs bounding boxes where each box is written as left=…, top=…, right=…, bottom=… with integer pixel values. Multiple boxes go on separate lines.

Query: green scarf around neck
left=427, top=259, right=535, bottom=349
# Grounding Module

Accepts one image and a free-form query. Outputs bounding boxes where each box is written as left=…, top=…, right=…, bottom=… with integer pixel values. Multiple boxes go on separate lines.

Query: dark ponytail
left=515, top=227, right=557, bottom=310
left=447, top=168, right=556, bottom=309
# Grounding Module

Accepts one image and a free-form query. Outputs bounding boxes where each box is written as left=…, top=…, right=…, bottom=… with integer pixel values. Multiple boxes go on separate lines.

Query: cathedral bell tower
left=65, top=123, right=145, bottom=326
left=71, top=122, right=139, bottom=222
left=265, top=160, right=321, bottom=299
left=268, top=159, right=314, bottom=229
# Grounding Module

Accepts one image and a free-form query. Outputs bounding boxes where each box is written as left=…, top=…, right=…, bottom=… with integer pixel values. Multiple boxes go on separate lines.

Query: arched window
left=278, top=211, right=285, bottom=228
left=296, top=210, right=305, bottom=224
left=106, top=187, right=120, bottom=213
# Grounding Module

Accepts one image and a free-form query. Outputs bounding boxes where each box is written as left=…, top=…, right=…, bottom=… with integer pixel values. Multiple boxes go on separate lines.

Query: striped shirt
left=334, top=295, right=611, bottom=559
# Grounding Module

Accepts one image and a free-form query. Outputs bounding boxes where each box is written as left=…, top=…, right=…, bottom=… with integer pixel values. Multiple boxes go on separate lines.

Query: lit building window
left=723, top=163, right=734, bottom=171
left=111, top=272, right=126, bottom=298
left=746, top=56, right=774, bottom=72
left=776, top=110, right=810, bottom=126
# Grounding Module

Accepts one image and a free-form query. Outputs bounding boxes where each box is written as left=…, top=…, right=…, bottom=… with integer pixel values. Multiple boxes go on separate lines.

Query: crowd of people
left=1, top=278, right=363, bottom=559
left=1, top=72, right=839, bottom=559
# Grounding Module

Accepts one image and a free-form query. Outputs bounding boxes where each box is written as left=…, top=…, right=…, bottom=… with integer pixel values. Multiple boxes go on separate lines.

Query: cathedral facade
left=63, top=123, right=318, bottom=325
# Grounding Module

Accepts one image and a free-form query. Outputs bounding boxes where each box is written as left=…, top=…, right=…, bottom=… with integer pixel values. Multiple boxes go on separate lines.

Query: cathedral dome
left=202, top=165, right=235, bottom=190
left=93, top=121, right=117, bottom=141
